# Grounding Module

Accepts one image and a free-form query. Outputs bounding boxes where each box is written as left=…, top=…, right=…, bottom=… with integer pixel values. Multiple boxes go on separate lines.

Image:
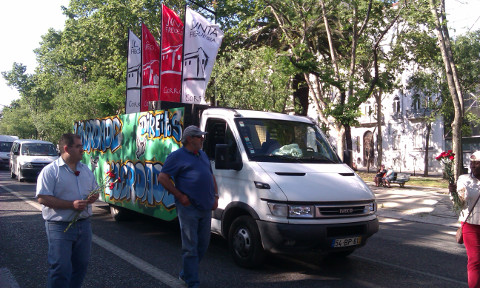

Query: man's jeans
left=176, top=204, right=212, bottom=288
left=45, top=219, right=92, bottom=288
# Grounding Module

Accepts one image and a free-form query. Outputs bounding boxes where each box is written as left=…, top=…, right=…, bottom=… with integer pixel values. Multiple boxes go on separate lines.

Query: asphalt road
left=0, top=170, right=468, bottom=287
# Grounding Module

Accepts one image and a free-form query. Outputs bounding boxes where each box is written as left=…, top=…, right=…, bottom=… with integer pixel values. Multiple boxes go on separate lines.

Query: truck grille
left=315, top=202, right=374, bottom=218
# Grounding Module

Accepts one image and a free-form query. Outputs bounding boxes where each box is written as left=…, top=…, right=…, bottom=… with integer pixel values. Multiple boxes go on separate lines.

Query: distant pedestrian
left=457, top=151, right=480, bottom=287
left=36, top=133, right=99, bottom=288
left=158, top=125, right=218, bottom=288
left=375, top=165, right=387, bottom=187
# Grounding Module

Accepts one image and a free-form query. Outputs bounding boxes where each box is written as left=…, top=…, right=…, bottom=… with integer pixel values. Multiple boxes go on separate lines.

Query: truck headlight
left=288, top=205, right=314, bottom=218
left=364, top=202, right=376, bottom=214
left=267, top=203, right=288, bottom=217
left=22, top=162, right=33, bottom=168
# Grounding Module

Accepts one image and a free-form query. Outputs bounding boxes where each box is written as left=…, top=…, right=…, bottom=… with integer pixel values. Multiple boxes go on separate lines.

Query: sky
left=0, top=0, right=479, bottom=111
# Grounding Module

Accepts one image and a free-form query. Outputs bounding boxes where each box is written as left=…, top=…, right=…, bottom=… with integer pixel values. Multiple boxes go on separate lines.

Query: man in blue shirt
left=158, top=125, right=218, bottom=288
left=36, top=133, right=99, bottom=288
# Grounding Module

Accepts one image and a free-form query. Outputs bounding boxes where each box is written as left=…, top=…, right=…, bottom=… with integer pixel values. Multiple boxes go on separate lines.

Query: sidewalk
left=369, top=181, right=460, bottom=228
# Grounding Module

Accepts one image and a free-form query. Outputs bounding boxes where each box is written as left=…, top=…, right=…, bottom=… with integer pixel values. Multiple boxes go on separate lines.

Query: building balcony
left=405, top=108, right=431, bottom=120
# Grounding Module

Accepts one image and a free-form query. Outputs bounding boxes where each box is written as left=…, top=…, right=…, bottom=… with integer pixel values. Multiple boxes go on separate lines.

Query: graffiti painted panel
left=73, top=107, right=184, bottom=221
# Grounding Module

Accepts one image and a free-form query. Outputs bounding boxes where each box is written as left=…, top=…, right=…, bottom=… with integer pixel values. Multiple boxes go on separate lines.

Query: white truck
left=74, top=102, right=378, bottom=268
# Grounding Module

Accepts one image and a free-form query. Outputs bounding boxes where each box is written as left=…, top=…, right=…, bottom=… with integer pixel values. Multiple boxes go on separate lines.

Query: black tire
left=10, top=166, right=15, bottom=178
left=228, top=215, right=265, bottom=268
left=109, top=204, right=130, bottom=221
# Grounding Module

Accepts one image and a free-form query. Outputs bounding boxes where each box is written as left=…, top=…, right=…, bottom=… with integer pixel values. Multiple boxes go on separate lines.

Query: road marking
left=0, top=267, right=20, bottom=288
left=1, top=185, right=184, bottom=288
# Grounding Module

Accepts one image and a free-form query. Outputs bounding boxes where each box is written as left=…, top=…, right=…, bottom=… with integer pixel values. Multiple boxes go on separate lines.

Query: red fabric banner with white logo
left=182, top=7, right=224, bottom=104
left=141, top=23, right=160, bottom=111
left=160, top=5, right=183, bottom=102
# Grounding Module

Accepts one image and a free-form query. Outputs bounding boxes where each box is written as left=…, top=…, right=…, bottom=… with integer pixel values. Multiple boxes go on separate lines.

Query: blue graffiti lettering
left=105, top=160, right=174, bottom=208
left=137, top=110, right=182, bottom=142
left=74, top=116, right=122, bottom=153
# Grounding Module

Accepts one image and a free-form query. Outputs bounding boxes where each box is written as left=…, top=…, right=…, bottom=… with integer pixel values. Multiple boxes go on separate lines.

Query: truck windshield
left=235, top=118, right=341, bottom=163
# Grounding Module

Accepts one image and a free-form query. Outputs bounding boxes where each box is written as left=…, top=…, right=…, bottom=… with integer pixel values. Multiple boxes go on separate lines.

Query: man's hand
left=87, top=193, right=99, bottom=204
left=73, top=200, right=89, bottom=211
left=212, top=198, right=218, bottom=210
left=177, top=193, right=191, bottom=207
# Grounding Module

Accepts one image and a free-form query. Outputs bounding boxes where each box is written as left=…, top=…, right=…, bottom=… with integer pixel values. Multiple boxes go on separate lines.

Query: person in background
left=36, top=133, right=99, bottom=288
left=375, top=164, right=387, bottom=187
left=158, top=125, right=218, bottom=288
left=383, top=167, right=395, bottom=188
left=457, top=151, right=480, bottom=287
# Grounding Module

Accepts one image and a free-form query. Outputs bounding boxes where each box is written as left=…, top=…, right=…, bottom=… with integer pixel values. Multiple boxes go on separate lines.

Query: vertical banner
left=182, top=7, right=224, bottom=104
left=126, top=30, right=141, bottom=114
left=160, top=5, right=184, bottom=102
left=141, top=23, right=160, bottom=111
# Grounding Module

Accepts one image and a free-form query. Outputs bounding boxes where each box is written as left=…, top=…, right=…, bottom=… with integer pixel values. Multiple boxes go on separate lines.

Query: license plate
left=332, top=236, right=362, bottom=248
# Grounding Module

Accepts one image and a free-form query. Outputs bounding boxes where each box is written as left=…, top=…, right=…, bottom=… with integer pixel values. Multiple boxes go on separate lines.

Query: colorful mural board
left=73, top=107, right=184, bottom=221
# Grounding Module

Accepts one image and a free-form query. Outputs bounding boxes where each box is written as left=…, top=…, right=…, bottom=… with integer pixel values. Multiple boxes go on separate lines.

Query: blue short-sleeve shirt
left=36, top=157, right=98, bottom=221
left=161, top=147, right=215, bottom=211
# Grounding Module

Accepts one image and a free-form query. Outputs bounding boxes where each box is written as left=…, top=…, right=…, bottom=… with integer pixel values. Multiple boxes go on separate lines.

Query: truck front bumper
left=257, top=218, right=379, bottom=254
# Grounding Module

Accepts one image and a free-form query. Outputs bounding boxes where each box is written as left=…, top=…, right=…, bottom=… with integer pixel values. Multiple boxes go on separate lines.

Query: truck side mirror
left=215, top=144, right=242, bottom=171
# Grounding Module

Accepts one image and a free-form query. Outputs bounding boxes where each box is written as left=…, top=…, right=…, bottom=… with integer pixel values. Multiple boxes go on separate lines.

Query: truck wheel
left=228, top=215, right=265, bottom=268
left=109, top=204, right=129, bottom=221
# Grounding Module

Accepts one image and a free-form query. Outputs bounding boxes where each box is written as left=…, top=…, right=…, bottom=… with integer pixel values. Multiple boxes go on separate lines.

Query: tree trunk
left=375, top=91, right=383, bottom=168
left=429, top=0, right=464, bottom=181
left=292, top=74, right=309, bottom=116
left=423, top=123, right=431, bottom=176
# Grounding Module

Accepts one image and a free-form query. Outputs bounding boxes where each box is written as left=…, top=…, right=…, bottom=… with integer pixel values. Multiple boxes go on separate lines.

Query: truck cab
left=199, top=109, right=378, bottom=267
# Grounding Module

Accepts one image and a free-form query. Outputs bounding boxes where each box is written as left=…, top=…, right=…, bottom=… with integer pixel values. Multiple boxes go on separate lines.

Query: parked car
left=0, top=135, right=19, bottom=169
left=10, top=139, right=59, bottom=181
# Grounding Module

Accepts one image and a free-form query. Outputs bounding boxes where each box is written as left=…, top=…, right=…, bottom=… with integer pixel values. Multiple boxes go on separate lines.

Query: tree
left=428, top=0, right=464, bottom=180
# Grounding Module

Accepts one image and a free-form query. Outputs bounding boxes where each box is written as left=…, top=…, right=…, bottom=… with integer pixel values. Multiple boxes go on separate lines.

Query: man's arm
left=157, top=172, right=190, bottom=206
left=37, top=195, right=89, bottom=211
left=212, top=175, right=218, bottom=210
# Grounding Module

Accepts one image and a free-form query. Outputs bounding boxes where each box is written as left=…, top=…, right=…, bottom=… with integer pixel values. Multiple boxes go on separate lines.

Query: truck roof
left=203, top=108, right=313, bottom=124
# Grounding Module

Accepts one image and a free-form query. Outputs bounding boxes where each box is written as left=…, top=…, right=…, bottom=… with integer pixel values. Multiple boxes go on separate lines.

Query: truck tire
left=109, top=204, right=130, bottom=221
left=228, top=215, right=265, bottom=268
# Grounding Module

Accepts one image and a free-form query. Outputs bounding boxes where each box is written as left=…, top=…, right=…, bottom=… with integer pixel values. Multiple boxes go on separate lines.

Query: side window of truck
left=204, top=119, right=239, bottom=162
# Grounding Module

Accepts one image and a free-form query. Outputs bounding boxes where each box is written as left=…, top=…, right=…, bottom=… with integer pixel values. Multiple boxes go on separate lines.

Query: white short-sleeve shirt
left=36, top=157, right=98, bottom=221
left=457, top=174, right=480, bottom=224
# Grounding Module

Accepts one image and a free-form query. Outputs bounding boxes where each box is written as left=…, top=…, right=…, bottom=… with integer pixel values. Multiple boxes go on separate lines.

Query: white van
left=10, top=139, right=59, bottom=181
left=0, top=135, right=18, bottom=169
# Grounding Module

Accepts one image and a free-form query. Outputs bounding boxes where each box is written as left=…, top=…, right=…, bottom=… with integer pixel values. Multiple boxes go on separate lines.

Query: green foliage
left=210, top=47, right=295, bottom=112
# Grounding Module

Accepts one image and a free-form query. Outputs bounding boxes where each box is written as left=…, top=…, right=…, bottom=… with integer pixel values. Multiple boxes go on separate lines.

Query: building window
left=412, top=94, right=421, bottom=110
left=393, top=96, right=400, bottom=114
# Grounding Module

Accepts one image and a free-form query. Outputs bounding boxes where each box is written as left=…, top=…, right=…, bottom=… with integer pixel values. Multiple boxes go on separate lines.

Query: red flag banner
left=160, top=5, right=184, bottom=102
left=141, top=23, right=160, bottom=111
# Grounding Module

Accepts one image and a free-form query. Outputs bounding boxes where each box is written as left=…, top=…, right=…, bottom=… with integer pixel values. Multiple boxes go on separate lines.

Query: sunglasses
left=193, top=135, right=204, bottom=139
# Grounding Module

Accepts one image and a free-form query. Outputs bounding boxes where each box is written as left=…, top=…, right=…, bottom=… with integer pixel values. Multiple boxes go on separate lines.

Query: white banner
left=126, top=30, right=141, bottom=113
left=182, top=7, right=224, bottom=104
